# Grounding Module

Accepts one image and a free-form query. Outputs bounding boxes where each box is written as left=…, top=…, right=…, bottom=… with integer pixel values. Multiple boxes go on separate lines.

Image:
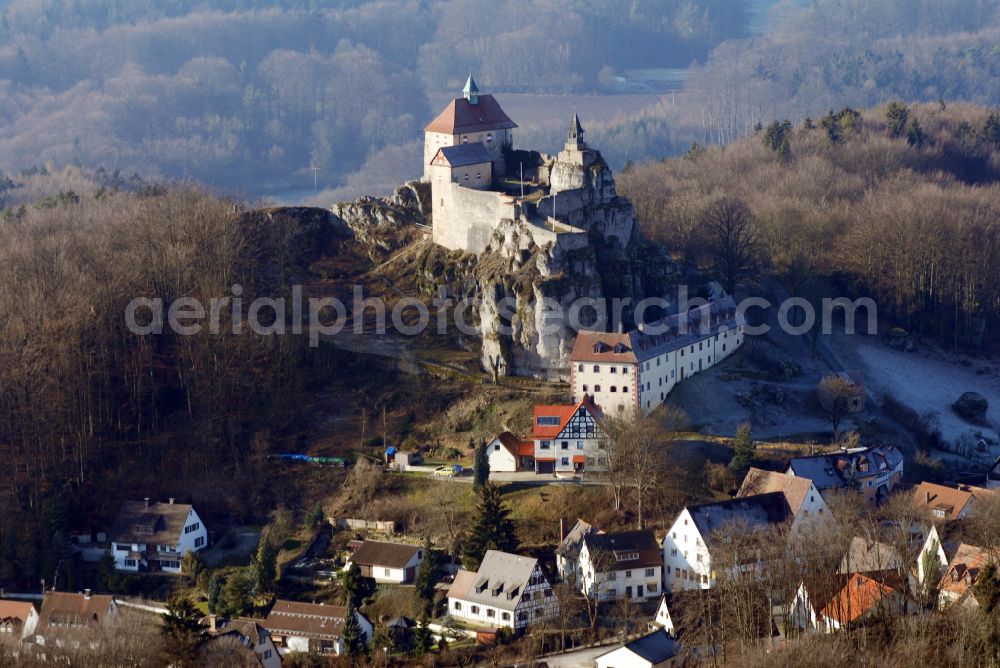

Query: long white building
left=570, top=297, right=745, bottom=416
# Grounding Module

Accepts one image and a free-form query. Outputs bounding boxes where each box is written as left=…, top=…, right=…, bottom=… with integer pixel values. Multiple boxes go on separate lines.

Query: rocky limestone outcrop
left=330, top=180, right=430, bottom=258
left=327, top=172, right=679, bottom=380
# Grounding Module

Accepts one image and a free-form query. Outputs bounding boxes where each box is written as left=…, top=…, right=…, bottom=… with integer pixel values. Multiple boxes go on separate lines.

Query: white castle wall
left=431, top=180, right=517, bottom=254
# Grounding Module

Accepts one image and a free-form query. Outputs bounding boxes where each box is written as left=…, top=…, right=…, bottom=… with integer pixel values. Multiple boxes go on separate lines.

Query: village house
left=661, top=493, right=793, bottom=591
left=595, top=628, right=680, bottom=668
left=911, top=481, right=990, bottom=521
left=570, top=297, right=745, bottom=416
left=937, top=543, right=995, bottom=609
left=260, top=600, right=372, bottom=656
left=556, top=519, right=661, bottom=602
left=447, top=550, right=559, bottom=631
left=532, top=395, right=604, bottom=476
left=736, top=468, right=832, bottom=531
left=33, top=590, right=117, bottom=648
left=0, top=599, right=39, bottom=642
left=109, top=498, right=207, bottom=573
left=203, top=615, right=281, bottom=668
left=486, top=431, right=535, bottom=472
left=838, top=536, right=905, bottom=577
left=798, top=573, right=907, bottom=632
left=348, top=539, right=424, bottom=584
left=786, top=445, right=904, bottom=503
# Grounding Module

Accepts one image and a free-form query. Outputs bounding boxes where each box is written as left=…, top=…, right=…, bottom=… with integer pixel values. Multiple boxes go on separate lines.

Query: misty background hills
left=0, top=0, right=998, bottom=201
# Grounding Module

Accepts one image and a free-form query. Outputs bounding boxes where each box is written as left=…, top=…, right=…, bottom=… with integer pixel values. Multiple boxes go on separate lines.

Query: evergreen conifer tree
left=462, top=483, right=518, bottom=569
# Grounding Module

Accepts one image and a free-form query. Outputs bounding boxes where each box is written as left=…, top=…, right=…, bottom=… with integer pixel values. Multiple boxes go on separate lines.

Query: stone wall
left=431, top=180, right=517, bottom=254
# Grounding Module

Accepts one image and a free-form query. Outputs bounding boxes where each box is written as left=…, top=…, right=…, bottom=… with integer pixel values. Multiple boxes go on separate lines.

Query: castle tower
left=567, top=113, right=586, bottom=150
left=423, top=74, right=516, bottom=179
left=463, top=74, right=479, bottom=105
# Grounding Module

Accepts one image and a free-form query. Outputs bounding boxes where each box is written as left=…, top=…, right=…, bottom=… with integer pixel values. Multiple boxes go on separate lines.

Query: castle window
left=582, top=384, right=588, bottom=392
left=578, top=364, right=584, bottom=372
left=610, top=386, right=617, bottom=393
left=610, top=367, right=617, bottom=374
left=593, top=365, right=599, bottom=372
left=623, top=386, right=628, bottom=393
left=594, top=385, right=601, bottom=392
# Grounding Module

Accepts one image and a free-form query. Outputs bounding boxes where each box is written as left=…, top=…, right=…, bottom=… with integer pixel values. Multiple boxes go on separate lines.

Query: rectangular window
left=577, top=441, right=584, bottom=450
left=536, top=416, right=560, bottom=426
left=454, top=602, right=462, bottom=610
left=487, top=609, right=495, bottom=618
left=502, top=612, right=510, bottom=621
left=471, top=605, right=479, bottom=614
left=561, top=458, right=569, bottom=466
left=645, top=568, right=655, bottom=577
left=194, top=536, right=205, bottom=548
left=540, top=441, right=551, bottom=450
left=384, top=568, right=391, bottom=577
left=561, top=441, right=569, bottom=450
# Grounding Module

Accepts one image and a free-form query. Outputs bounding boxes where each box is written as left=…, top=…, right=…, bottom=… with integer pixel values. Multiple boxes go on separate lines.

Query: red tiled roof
left=0, top=600, right=34, bottom=624
left=570, top=331, right=636, bottom=363
left=37, top=592, right=115, bottom=633
left=820, top=573, right=897, bottom=625
left=532, top=394, right=601, bottom=440
left=911, top=482, right=977, bottom=521
left=496, top=431, right=533, bottom=458
left=572, top=455, right=586, bottom=464
left=424, top=94, right=517, bottom=135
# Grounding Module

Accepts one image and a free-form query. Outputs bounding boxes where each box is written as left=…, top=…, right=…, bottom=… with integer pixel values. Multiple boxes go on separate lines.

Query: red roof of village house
left=424, top=94, right=517, bottom=135
left=532, top=394, right=601, bottom=440
left=819, top=573, right=897, bottom=625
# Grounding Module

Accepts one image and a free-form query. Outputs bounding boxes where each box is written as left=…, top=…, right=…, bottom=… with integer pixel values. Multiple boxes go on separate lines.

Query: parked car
left=432, top=466, right=455, bottom=477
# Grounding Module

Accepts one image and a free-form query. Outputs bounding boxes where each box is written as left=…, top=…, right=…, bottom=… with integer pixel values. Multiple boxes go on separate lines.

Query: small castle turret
left=567, top=113, right=586, bottom=150
left=463, top=73, right=479, bottom=105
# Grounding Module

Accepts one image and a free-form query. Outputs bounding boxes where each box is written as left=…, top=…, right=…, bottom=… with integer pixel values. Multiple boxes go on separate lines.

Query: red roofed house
left=818, top=573, right=907, bottom=631
left=486, top=431, right=535, bottom=472
left=532, top=395, right=604, bottom=475
left=938, top=542, right=995, bottom=609
left=0, top=599, right=39, bottom=642
left=33, top=591, right=117, bottom=647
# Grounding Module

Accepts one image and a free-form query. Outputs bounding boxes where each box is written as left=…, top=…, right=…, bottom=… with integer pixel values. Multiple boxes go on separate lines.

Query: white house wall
left=573, top=325, right=745, bottom=417
left=661, top=509, right=714, bottom=590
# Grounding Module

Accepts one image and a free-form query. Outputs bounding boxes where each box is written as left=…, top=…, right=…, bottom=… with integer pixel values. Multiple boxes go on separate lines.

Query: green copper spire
left=463, top=73, right=479, bottom=105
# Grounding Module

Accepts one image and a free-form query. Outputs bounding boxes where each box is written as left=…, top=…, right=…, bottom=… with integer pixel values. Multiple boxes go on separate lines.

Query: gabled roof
left=912, top=482, right=977, bottom=521
left=787, top=445, right=903, bottom=491
left=430, top=142, right=493, bottom=168
left=424, top=94, right=517, bottom=135
left=571, top=297, right=742, bottom=364
left=938, top=543, right=992, bottom=600
left=351, top=540, right=421, bottom=569
left=584, top=530, right=661, bottom=571
left=0, top=600, right=35, bottom=625
left=532, top=394, right=602, bottom=440
left=838, top=536, right=904, bottom=575
left=820, top=573, right=898, bottom=625
left=36, top=592, right=115, bottom=633
left=556, top=518, right=596, bottom=560
left=262, top=600, right=361, bottom=641
left=685, top=492, right=793, bottom=549
left=206, top=617, right=269, bottom=646
left=737, top=468, right=815, bottom=515
left=447, top=550, right=545, bottom=612
left=598, top=628, right=679, bottom=663
left=110, top=499, right=196, bottom=546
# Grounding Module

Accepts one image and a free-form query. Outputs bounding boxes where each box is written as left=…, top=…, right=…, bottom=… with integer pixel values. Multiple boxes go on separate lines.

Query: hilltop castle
left=424, top=75, right=634, bottom=256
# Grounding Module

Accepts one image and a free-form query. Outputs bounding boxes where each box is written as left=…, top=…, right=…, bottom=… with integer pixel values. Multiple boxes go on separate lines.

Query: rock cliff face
left=329, top=168, right=678, bottom=380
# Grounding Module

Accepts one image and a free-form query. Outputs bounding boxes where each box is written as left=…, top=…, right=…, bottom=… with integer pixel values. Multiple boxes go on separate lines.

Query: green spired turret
left=463, top=73, right=479, bottom=105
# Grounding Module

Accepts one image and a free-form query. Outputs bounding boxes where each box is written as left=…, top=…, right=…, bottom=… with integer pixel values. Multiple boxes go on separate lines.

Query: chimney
left=84, top=588, right=92, bottom=599
left=559, top=517, right=569, bottom=540
left=208, top=614, right=217, bottom=633
left=925, top=491, right=931, bottom=504
left=144, top=497, right=150, bottom=509
left=168, top=498, right=175, bottom=505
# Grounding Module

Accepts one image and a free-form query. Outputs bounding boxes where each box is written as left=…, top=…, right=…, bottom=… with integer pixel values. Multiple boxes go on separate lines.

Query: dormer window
left=613, top=343, right=627, bottom=353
